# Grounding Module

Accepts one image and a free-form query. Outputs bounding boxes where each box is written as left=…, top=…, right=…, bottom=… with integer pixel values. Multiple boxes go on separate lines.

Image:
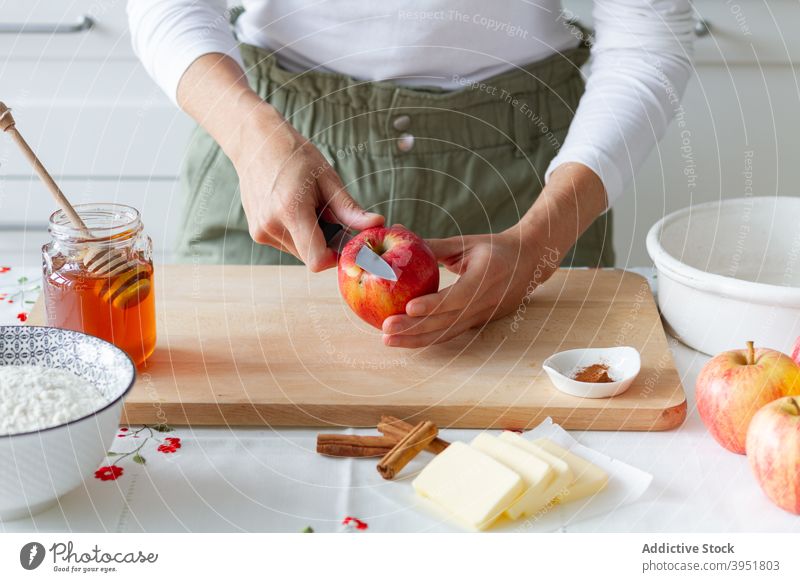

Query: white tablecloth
left=1, top=266, right=798, bottom=533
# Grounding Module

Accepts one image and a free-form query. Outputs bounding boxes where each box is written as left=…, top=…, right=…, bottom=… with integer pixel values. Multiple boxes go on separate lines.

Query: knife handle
left=318, top=219, right=343, bottom=244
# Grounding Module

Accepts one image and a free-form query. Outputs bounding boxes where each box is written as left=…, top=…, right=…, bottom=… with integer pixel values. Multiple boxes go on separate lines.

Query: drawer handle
left=0, top=15, right=94, bottom=34
left=563, top=16, right=710, bottom=42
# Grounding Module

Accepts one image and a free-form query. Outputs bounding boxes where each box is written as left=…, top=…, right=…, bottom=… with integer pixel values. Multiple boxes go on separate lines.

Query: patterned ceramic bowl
left=0, top=326, right=135, bottom=521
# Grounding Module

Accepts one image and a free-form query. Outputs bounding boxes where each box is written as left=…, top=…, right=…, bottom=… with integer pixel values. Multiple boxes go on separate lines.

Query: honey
left=44, top=257, right=156, bottom=366
left=43, top=204, right=156, bottom=366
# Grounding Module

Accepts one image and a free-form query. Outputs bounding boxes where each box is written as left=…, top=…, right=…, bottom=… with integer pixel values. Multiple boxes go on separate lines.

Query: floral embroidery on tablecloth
left=94, top=425, right=182, bottom=482
left=341, top=516, right=369, bottom=531
left=94, top=465, right=124, bottom=481
left=0, top=268, right=41, bottom=324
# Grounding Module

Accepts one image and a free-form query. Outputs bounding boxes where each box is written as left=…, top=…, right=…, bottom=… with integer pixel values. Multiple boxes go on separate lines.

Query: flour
left=0, top=365, right=107, bottom=436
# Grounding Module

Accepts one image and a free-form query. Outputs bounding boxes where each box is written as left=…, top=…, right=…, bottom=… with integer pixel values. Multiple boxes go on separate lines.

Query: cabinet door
left=0, top=62, right=194, bottom=179
left=0, top=178, right=185, bottom=264
left=0, top=0, right=137, bottom=61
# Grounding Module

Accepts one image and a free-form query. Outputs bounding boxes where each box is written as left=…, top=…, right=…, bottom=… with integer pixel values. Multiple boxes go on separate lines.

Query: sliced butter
left=412, top=441, right=524, bottom=530
left=470, top=433, right=555, bottom=520
left=498, top=432, right=574, bottom=519
left=532, top=438, right=609, bottom=503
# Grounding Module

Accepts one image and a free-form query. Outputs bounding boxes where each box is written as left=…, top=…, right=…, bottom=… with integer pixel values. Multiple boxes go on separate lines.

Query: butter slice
left=498, top=432, right=574, bottom=518
left=470, top=434, right=555, bottom=520
left=532, top=438, right=608, bottom=503
left=412, top=442, right=524, bottom=530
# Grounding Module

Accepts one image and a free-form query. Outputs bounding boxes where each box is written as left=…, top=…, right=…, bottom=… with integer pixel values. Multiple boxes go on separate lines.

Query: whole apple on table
left=696, top=341, right=800, bottom=455
left=338, top=225, right=439, bottom=329
left=696, top=340, right=800, bottom=515
left=747, top=396, right=800, bottom=515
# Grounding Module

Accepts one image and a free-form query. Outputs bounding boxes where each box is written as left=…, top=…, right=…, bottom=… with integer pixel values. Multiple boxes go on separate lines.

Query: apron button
left=396, top=133, right=415, bottom=153
left=392, top=114, right=411, bottom=131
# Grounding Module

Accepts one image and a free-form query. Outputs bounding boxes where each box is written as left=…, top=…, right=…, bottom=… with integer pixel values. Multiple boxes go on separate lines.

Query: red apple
left=792, top=336, right=800, bottom=366
left=746, top=396, right=800, bottom=514
left=338, top=226, right=439, bottom=329
left=695, top=342, right=800, bottom=454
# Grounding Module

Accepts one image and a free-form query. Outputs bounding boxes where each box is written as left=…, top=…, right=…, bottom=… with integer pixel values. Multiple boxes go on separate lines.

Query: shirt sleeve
left=127, top=0, right=245, bottom=105
left=545, top=0, right=694, bottom=207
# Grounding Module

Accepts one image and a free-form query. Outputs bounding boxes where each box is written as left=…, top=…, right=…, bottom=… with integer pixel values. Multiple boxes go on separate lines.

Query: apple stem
left=790, top=398, right=800, bottom=416
left=746, top=341, right=755, bottom=366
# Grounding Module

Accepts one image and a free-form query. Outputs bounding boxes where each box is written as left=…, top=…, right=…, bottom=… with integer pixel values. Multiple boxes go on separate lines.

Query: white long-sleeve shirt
left=127, top=0, right=693, bottom=205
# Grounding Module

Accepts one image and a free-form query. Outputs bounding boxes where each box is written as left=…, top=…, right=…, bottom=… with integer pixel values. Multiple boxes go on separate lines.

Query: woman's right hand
left=177, top=53, right=383, bottom=272
left=233, top=102, right=384, bottom=271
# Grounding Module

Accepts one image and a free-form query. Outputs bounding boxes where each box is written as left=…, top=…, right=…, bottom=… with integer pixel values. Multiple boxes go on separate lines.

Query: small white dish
left=542, top=346, right=641, bottom=399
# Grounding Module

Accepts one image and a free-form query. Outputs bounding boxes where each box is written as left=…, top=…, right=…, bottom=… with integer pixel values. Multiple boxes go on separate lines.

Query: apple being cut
left=338, top=226, right=439, bottom=329
left=695, top=342, right=800, bottom=454
left=746, top=396, right=800, bottom=514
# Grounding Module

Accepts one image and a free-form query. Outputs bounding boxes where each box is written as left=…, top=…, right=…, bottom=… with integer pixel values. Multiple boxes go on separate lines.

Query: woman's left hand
left=380, top=162, right=609, bottom=348
left=381, top=227, right=561, bottom=348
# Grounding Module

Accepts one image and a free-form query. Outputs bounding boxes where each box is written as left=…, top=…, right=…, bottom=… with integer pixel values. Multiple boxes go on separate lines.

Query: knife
left=319, top=220, right=398, bottom=282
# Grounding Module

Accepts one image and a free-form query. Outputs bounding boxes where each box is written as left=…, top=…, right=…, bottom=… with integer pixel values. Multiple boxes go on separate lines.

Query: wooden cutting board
left=30, top=266, right=686, bottom=430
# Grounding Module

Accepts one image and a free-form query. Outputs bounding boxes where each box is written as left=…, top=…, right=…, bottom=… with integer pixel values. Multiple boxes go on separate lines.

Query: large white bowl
left=0, top=326, right=135, bottom=521
left=646, top=196, right=800, bottom=356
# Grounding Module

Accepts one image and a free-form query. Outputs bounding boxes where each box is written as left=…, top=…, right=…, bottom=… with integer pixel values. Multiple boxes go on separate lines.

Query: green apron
left=176, top=41, right=614, bottom=267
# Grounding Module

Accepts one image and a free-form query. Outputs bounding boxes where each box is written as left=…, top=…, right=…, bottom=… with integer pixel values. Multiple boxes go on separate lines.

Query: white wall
left=563, top=0, right=800, bottom=266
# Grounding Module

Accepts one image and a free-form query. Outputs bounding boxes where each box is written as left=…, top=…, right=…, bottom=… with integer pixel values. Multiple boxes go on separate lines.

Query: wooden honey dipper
left=0, top=102, right=134, bottom=277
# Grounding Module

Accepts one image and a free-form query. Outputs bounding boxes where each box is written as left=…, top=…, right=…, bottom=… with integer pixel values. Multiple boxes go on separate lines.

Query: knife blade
left=354, top=245, right=398, bottom=281
left=319, top=220, right=398, bottom=282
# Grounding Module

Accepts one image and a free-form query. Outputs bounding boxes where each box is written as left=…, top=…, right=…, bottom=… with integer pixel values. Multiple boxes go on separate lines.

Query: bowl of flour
left=0, top=326, right=135, bottom=521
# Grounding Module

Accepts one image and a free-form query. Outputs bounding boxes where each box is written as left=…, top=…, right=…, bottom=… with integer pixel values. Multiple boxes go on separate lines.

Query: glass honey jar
left=42, top=203, right=156, bottom=366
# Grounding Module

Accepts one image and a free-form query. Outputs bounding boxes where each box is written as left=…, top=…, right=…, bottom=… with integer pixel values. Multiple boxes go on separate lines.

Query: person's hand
left=380, top=227, right=559, bottom=347
left=380, top=162, right=609, bottom=348
left=234, top=104, right=383, bottom=271
left=176, top=53, right=383, bottom=272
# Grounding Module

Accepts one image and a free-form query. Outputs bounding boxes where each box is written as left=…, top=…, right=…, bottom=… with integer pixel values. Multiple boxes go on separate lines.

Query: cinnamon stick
left=377, top=421, right=438, bottom=480
left=378, top=415, right=450, bottom=454
left=316, top=434, right=396, bottom=458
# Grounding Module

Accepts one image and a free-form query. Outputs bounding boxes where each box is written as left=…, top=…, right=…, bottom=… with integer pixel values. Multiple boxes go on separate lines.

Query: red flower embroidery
left=342, top=516, right=368, bottom=531
left=0, top=266, right=10, bottom=273
left=157, top=438, right=181, bottom=454
left=119, top=427, right=129, bottom=432
left=94, top=465, right=123, bottom=481
left=16, top=312, right=27, bottom=322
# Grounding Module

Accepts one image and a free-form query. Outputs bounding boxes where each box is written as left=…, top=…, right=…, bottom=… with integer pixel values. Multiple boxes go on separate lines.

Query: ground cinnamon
left=316, top=434, right=396, bottom=458
left=573, top=363, right=614, bottom=383
left=377, top=421, right=438, bottom=480
left=377, top=415, right=450, bottom=454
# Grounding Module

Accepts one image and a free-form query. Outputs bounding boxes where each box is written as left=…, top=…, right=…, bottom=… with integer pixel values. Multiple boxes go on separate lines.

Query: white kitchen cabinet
left=563, top=0, right=800, bottom=266
left=0, top=0, right=136, bottom=60
left=0, top=62, right=192, bottom=178
left=0, top=177, right=184, bottom=265
left=0, top=0, right=193, bottom=264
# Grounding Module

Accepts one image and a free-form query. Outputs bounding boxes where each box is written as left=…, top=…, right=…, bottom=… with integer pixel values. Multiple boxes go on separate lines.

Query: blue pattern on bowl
left=0, top=326, right=136, bottom=436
